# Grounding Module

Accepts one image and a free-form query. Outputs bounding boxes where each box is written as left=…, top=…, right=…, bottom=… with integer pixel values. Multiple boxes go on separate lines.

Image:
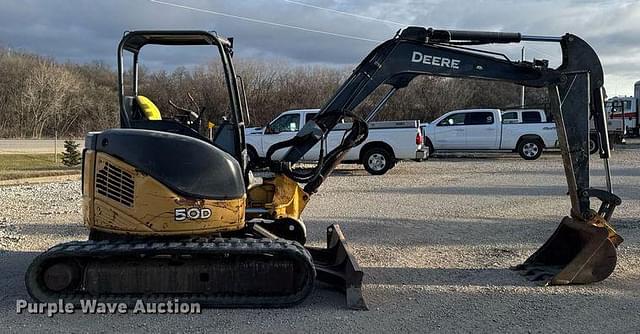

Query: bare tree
left=0, top=49, right=548, bottom=138
left=20, top=59, right=78, bottom=138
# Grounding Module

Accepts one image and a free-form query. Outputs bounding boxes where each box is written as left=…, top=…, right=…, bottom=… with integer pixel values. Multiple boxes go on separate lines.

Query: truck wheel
left=517, top=139, right=543, bottom=160
left=363, top=147, right=394, bottom=175
left=589, top=135, right=599, bottom=155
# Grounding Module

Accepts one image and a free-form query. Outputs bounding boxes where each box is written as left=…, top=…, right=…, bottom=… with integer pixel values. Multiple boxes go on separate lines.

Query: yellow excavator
left=26, top=27, right=622, bottom=310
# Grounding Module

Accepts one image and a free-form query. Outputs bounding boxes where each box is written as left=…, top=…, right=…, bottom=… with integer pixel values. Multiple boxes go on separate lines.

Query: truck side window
left=305, top=113, right=318, bottom=124
left=522, top=111, right=542, bottom=123
left=502, top=112, right=518, bottom=124
left=438, top=113, right=465, bottom=126
left=465, top=112, right=494, bottom=125
left=268, top=114, right=300, bottom=133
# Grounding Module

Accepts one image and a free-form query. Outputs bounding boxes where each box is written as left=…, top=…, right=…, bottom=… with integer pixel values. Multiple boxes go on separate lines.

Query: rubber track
left=26, top=237, right=315, bottom=308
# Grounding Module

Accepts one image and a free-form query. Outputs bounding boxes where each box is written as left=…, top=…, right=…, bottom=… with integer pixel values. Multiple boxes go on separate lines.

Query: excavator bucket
left=512, top=216, right=622, bottom=285
left=306, top=224, right=367, bottom=310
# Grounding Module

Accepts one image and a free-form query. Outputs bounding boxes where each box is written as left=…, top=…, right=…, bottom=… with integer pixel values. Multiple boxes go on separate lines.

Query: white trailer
left=589, top=80, right=640, bottom=153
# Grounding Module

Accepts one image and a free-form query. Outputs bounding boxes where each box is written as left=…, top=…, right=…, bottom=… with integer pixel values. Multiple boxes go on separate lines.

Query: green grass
left=0, top=154, right=80, bottom=180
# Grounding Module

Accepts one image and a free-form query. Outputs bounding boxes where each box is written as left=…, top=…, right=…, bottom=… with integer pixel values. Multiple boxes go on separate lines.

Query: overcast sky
left=1, top=0, right=638, bottom=95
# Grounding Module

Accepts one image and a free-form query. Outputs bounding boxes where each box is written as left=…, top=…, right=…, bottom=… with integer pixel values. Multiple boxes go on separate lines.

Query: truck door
left=605, top=100, right=622, bottom=135
left=622, top=99, right=638, bottom=135
left=433, top=112, right=466, bottom=149
left=464, top=112, right=498, bottom=149
left=262, top=113, right=301, bottom=160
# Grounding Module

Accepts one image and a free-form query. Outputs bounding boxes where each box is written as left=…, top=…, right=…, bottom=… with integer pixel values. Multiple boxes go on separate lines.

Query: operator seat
left=123, top=95, right=162, bottom=121
left=136, top=96, right=162, bottom=120
left=122, top=96, right=247, bottom=176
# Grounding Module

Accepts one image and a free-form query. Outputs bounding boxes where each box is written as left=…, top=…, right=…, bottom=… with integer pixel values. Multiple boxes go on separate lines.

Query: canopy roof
left=121, top=30, right=231, bottom=53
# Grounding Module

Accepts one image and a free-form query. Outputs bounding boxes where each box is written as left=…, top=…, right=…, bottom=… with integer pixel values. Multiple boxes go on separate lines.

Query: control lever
left=169, top=99, right=199, bottom=121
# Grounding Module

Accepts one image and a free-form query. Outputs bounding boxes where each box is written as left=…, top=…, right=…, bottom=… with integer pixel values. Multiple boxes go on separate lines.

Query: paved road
left=0, top=140, right=84, bottom=154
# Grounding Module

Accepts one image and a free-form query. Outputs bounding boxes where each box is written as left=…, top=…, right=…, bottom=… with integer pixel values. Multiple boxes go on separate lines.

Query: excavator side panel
left=87, top=152, right=246, bottom=235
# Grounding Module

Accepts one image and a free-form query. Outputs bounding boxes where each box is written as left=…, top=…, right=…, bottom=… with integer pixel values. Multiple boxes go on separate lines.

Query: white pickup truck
left=246, top=109, right=427, bottom=175
left=421, top=109, right=558, bottom=160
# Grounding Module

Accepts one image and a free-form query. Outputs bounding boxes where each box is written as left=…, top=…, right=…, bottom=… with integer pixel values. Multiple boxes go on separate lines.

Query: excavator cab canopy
left=120, top=30, right=233, bottom=53
left=116, top=30, right=247, bottom=170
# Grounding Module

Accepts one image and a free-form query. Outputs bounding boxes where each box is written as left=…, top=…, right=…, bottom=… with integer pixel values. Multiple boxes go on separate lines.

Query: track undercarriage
left=26, top=224, right=366, bottom=309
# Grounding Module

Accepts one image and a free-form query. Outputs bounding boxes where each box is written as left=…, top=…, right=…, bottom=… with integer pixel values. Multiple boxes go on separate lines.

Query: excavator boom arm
left=271, top=27, right=623, bottom=287
left=281, top=29, right=560, bottom=164
left=276, top=26, right=616, bottom=223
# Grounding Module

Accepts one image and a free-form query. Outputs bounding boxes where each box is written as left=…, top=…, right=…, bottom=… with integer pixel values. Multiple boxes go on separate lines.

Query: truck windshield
left=606, top=100, right=632, bottom=113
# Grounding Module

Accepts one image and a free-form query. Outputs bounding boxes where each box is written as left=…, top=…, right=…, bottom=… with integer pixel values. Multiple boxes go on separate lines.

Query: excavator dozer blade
left=305, top=224, right=367, bottom=310
left=512, top=216, right=622, bottom=285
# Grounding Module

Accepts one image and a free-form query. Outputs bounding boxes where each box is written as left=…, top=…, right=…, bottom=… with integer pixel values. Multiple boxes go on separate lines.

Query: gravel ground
left=0, top=148, right=638, bottom=333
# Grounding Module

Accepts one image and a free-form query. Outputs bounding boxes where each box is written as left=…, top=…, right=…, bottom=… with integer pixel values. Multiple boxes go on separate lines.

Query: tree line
left=0, top=48, right=547, bottom=138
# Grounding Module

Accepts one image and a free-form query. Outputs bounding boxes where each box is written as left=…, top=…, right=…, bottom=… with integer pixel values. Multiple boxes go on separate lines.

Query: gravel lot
left=1, top=148, right=638, bottom=333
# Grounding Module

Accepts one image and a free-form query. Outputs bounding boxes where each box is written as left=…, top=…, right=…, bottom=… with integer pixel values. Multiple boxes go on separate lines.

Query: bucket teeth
left=512, top=266, right=557, bottom=282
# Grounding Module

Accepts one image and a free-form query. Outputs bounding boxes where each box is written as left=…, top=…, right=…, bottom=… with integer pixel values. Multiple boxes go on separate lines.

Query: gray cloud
left=0, top=0, right=638, bottom=95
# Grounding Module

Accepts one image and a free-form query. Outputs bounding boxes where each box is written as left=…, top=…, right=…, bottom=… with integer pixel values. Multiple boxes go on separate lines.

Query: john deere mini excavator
left=26, top=27, right=623, bottom=310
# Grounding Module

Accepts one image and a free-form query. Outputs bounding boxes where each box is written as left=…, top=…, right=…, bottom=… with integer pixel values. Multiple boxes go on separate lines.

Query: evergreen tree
left=61, top=140, right=81, bottom=167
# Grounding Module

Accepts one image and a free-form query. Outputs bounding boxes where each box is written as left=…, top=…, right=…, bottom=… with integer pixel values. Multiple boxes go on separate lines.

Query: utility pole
left=521, top=46, right=526, bottom=108
left=54, top=131, right=58, bottom=163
